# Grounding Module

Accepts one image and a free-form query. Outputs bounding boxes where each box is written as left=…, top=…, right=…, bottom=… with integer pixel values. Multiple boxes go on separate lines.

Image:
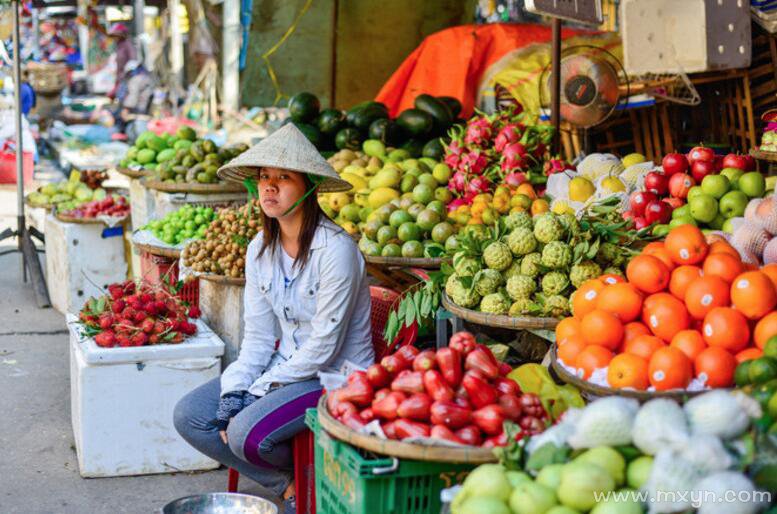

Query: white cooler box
left=67, top=314, right=225, bottom=477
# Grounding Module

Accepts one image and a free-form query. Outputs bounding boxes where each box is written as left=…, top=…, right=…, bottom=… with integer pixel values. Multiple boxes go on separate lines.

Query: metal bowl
left=161, top=493, right=278, bottom=514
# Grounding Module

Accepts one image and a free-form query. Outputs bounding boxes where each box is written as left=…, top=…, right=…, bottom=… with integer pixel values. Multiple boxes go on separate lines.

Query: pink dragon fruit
left=460, top=150, right=489, bottom=175
left=467, top=176, right=492, bottom=195
left=494, top=124, right=522, bottom=152
left=444, top=140, right=464, bottom=169
left=447, top=198, right=468, bottom=212
left=504, top=172, right=527, bottom=187
left=532, top=143, right=547, bottom=159
left=462, top=191, right=478, bottom=205
left=544, top=158, right=574, bottom=176
left=464, top=117, right=493, bottom=146
left=448, top=170, right=468, bottom=193
left=501, top=142, right=529, bottom=172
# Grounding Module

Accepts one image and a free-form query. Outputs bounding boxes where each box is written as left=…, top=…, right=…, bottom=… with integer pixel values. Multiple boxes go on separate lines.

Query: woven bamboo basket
left=441, top=293, right=559, bottom=330
left=364, top=255, right=443, bottom=269
left=142, top=178, right=247, bottom=194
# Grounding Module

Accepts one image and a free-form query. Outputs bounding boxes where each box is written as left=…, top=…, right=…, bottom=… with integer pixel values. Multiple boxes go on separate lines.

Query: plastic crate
left=305, top=410, right=474, bottom=514
left=139, top=251, right=199, bottom=307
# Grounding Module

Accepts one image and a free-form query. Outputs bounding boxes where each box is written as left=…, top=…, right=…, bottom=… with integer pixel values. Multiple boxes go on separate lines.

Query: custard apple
left=533, top=213, right=564, bottom=243
left=450, top=281, right=481, bottom=309
left=506, top=227, right=537, bottom=256
left=558, top=212, right=581, bottom=237
left=503, top=259, right=523, bottom=281
left=543, top=294, right=570, bottom=317
left=570, top=260, right=602, bottom=288
left=541, top=241, right=573, bottom=269
left=520, top=252, right=543, bottom=278
left=445, top=273, right=462, bottom=297
left=480, top=293, right=510, bottom=315
left=603, top=266, right=625, bottom=277
left=453, top=252, right=480, bottom=277
left=506, top=274, right=537, bottom=300
left=483, top=242, right=513, bottom=271
left=596, top=242, right=626, bottom=267
left=474, top=269, right=504, bottom=296
left=505, top=211, right=533, bottom=231
left=542, top=271, right=570, bottom=295
left=509, top=297, right=535, bottom=317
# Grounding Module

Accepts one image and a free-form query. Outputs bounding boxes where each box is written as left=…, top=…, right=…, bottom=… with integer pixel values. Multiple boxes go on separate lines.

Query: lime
left=417, top=173, right=438, bottom=189
left=426, top=200, right=447, bottom=218
left=416, top=209, right=442, bottom=231
left=389, top=210, right=413, bottom=229
left=362, top=241, right=382, bottom=257
left=400, top=174, right=419, bottom=194
left=408, top=203, right=426, bottom=220
left=765, top=336, right=777, bottom=359
left=749, top=357, right=777, bottom=385
left=358, top=207, right=373, bottom=222
left=445, top=235, right=460, bottom=252
left=431, top=222, right=455, bottom=243
left=432, top=163, right=452, bottom=183
left=397, top=222, right=422, bottom=242
left=375, top=204, right=397, bottom=224
left=401, top=240, right=424, bottom=258
left=381, top=243, right=401, bottom=258
left=434, top=187, right=453, bottom=204
left=376, top=225, right=397, bottom=246
left=768, top=392, right=777, bottom=419
left=362, top=219, right=383, bottom=240
left=735, top=360, right=754, bottom=387
left=412, top=183, right=434, bottom=204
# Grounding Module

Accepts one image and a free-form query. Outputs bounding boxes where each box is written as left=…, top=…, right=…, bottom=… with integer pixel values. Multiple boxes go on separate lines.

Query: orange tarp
left=375, top=23, right=590, bottom=118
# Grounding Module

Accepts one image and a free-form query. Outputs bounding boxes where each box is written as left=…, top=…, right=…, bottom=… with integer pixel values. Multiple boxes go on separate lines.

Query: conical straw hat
left=217, top=123, right=351, bottom=193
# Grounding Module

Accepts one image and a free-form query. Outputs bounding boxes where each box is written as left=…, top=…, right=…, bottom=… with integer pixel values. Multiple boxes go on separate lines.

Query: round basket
left=142, top=178, right=247, bottom=194
left=750, top=147, right=777, bottom=162
left=24, top=196, right=52, bottom=211
left=364, top=255, right=443, bottom=269
left=316, top=395, right=497, bottom=464
left=549, top=344, right=704, bottom=402
left=441, top=292, right=559, bottom=330
left=54, top=211, right=128, bottom=225
left=133, top=240, right=181, bottom=259
left=116, top=167, right=150, bottom=179
left=196, top=273, right=246, bottom=286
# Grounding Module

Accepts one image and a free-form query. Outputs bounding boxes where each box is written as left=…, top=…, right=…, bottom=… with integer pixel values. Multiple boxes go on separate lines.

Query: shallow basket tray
left=364, top=255, right=443, bottom=269
left=132, top=240, right=181, bottom=259
left=116, top=167, right=151, bottom=179
left=549, top=344, right=705, bottom=402
left=441, top=292, right=559, bottom=330
left=142, top=178, right=247, bottom=194
left=54, top=211, right=128, bottom=225
left=749, top=147, right=777, bottom=163
left=24, top=196, right=53, bottom=211
left=196, top=273, right=246, bottom=286
left=316, top=395, right=496, bottom=464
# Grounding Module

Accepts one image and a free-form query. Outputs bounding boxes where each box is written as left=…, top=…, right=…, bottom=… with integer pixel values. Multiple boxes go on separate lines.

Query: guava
left=509, top=480, right=558, bottom=514
left=558, top=461, right=616, bottom=512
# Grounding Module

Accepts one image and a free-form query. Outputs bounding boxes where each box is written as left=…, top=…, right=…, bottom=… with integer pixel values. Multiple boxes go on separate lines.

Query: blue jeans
left=173, top=377, right=322, bottom=496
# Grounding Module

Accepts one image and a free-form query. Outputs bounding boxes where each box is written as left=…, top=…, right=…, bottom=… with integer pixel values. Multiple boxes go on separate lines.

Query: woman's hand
left=219, top=426, right=230, bottom=444
left=215, top=392, right=245, bottom=441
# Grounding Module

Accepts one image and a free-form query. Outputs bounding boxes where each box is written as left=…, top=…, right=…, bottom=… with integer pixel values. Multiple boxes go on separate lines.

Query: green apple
left=689, top=194, right=718, bottom=223
left=627, top=456, right=653, bottom=489
left=720, top=167, right=744, bottom=188
left=590, top=490, right=643, bottom=514
left=739, top=171, right=766, bottom=198
left=687, top=186, right=704, bottom=201
left=670, top=216, right=698, bottom=228
left=709, top=213, right=726, bottom=229
left=719, top=190, right=748, bottom=218
left=701, top=174, right=730, bottom=199
left=722, top=218, right=735, bottom=233
left=767, top=175, right=777, bottom=192
left=672, top=204, right=691, bottom=219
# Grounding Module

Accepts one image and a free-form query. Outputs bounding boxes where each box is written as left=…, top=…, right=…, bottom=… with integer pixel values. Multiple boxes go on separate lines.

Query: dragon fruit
left=544, top=158, right=575, bottom=176
left=449, top=170, right=468, bottom=193
left=445, top=140, right=464, bottom=169
left=501, top=142, right=529, bottom=172
left=467, top=176, right=492, bottom=195
left=447, top=197, right=468, bottom=212
left=461, top=150, right=489, bottom=175
left=504, top=172, right=527, bottom=187
left=464, top=117, right=493, bottom=147
left=494, top=124, right=523, bottom=152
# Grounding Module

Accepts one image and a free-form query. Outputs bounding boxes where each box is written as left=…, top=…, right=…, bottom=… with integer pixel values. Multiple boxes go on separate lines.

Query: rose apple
left=629, top=191, right=658, bottom=217
left=634, top=216, right=650, bottom=230
left=644, top=200, right=672, bottom=224
left=668, top=173, right=695, bottom=199
left=644, top=171, right=668, bottom=195
left=662, top=152, right=689, bottom=176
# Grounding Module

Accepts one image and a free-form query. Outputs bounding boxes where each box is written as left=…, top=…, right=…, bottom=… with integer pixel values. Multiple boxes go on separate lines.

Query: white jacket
left=220, top=219, right=374, bottom=397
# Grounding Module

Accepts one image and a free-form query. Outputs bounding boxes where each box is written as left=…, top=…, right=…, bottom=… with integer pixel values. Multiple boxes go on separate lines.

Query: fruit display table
left=197, top=274, right=246, bottom=366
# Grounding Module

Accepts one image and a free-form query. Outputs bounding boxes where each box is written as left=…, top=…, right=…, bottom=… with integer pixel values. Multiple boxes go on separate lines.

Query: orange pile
left=557, top=225, right=777, bottom=391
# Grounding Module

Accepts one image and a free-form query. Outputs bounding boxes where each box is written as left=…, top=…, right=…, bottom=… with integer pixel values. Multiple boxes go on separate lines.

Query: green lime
left=426, top=200, right=447, bottom=218
left=362, top=241, right=382, bottom=257
left=416, top=209, right=441, bottom=231
left=381, top=243, right=401, bottom=258
left=749, top=357, right=777, bottom=385
left=412, top=183, right=434, bottom=204
left=431, top=222, right=455, bottom=243
left=397, top=222, right=422, bottom=242
left=417, top=173, right=438, bottom=189
left=408, top=203, right=425, bottom=220
left=389, top=209, right=413, bottom=229
left=376, top=225, right=397, bottom=246
left=401, top=240, right=424, bottom=258
left=768, top=392, right=777, bottom=419
left=735, top=360, right=754, bottom=387
left=765, top=336, right=777, bottom=359
left=752, top=385, right=775, bottom=410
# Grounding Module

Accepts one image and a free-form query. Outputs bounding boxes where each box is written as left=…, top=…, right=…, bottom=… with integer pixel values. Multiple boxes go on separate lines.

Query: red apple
left=662, top=153, right=689, bottom=176
left=644, top=200, right=672, bottom=224
left=668, top=173, right=695, bottom=199
left=691, top=159, right=716, bottom=183
left=644, top=171, right=668, bottom=196
left=629, top=191, right=658, bottom=217
left=722, top=153, right=748, bottom=170
left=664, top=197, right=685, bottom=210
left=634, top=216, right=649, bottom=230
left=713, top=155, right=724, bottom=172
left=688, top=145, right=715, bottom=164
left=742, top=154, right=757, bottom=171
left=623, top=210, right=634, bottom=221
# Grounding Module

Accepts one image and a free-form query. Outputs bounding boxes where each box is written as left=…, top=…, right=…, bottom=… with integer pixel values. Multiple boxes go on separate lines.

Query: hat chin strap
left=282, top=176, right=324, bottom=216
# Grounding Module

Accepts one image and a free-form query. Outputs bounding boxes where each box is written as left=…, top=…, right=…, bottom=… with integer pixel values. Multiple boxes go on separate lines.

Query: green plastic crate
left=305, top=409, right=475, bottom=514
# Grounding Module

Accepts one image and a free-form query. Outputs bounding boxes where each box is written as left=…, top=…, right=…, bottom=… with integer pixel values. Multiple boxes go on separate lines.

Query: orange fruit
left=702, top=307, right=751, bottom=352
left=600, top=273, right=626, bottom=285
left=736, top=347, right=763, bottom=363
left=607, top=353, right=650, bottom=390
left=669, top=265, right=703, bottom=300
left=571, top=279, right=605, bottom=319
left=731, top=271, right=777, bottom=320
left=627, top=255, right=670, bottom=294
left=683, top=275, right=731, bottom=320
left=709, top=240, right=740, bottom=258
left=694, top=346, right=737, bottom=388
left=670, top=329, right=707, bottom=361
left=648, top=346, right=693, bottom=391
left=642, top=292, right=691, bottom=342
left=754, top=311, right=777, bottom=349
left=557, top=335, right=587, bottom=365
left=581, top=309, right=625, bottom=351
left=623, top=321, right=652, bottom=346
left=643, top=243, right=677, bottom=272
left=664, top=224, right=709, bottom=265
left=575, top=345, right=614, bottom=379
left=702, top=252, right=744, bottom=283
left=624, top=334, right=666, bottom=360
left=760, top=263, right=777, bottom=292
left=596, top=283, right=643, bottom=323
left=556, top=317, right=582, bottom=343
left=516, top=183, right=537, bottom=199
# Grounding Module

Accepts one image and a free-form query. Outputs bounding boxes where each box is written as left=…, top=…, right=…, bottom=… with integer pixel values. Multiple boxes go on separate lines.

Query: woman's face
left=258, top=167, right=307, bottom=218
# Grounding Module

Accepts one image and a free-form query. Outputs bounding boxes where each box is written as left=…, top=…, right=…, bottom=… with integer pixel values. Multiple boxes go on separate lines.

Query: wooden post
left=550, top=18, right=562, bottom=154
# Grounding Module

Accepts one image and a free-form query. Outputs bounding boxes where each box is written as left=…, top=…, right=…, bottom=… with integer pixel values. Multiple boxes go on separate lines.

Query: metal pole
left=550, top=17, right=562, bottom=154
left=13, top=0, right=24, bottom=236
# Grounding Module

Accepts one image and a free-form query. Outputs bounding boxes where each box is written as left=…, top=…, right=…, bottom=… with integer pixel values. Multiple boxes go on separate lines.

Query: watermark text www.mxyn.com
left=594, top=489, right=772, bottom=509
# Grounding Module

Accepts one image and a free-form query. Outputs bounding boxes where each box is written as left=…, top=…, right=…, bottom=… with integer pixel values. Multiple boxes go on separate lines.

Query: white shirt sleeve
left=220, top=237, right=278, bottom=396
left=253, top=239, right=363, bottom=389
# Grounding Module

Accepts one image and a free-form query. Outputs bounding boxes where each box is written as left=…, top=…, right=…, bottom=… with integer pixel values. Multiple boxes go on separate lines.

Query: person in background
left=20, top=69, right=35, bottom=116
left=107, top=23, right=136, bottom=99
left=113, top=59, right=155, bottom=134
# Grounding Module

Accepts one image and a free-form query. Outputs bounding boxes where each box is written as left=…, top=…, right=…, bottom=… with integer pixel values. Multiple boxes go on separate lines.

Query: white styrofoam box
left=152, top=190, right=247, bottom=220
left=126, top=230, right=142, bottom=279
left=621, top=0, right=751, bottom=74
left=199, top=278, right=245, bottom=366
left=45, top=214, right=128, bottom=314
left=128, top=176, right=156, bottom=231
left=25, top=205, right=47, bottom=234
left=67, top=314, right=224, bottom=477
